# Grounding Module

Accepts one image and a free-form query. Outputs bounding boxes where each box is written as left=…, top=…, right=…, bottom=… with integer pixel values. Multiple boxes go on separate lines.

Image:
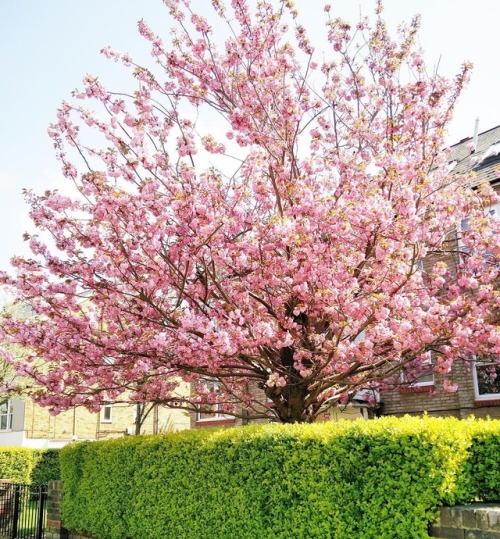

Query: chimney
left=473, top=117, right=480, bottom=148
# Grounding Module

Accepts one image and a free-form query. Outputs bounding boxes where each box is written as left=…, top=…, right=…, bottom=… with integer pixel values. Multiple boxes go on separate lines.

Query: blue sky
left=1, top=0, right=499, bottom=272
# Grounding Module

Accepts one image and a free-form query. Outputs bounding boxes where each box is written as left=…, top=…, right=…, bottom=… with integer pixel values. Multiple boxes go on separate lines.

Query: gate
left=0, top=483, right=47, bottom=539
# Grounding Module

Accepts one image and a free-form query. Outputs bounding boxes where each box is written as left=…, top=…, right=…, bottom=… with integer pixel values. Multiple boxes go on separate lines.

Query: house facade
left=380, top=357, right=500, bottom=419
left=0, top=396, right=190, bottom=448
left=380, top=124, right=500, bottom=420
left=189, top=380, right=372, bottom=429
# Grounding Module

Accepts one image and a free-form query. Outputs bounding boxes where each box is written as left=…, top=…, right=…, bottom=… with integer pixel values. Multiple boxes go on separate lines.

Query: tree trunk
left=135, top=403, right=143, bottom=435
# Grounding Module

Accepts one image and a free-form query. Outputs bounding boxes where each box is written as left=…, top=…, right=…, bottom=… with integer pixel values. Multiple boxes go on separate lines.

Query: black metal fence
left=0, top=482, right=47, bottom=539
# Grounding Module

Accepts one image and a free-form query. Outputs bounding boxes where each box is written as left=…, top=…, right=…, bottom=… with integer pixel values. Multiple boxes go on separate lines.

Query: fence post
left=11, top=484, right=20, bottom=539
left=0, top=481, right=13, bottom=538
left=35, top=485, right=47, bottom=539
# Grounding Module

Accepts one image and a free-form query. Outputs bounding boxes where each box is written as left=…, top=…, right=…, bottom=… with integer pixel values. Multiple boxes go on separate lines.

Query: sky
left=0, top=0, right=499, bottom=274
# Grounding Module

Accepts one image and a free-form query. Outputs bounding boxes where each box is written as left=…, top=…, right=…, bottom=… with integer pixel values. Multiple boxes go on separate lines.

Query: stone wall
left=430, top=505, right=500, bottom=539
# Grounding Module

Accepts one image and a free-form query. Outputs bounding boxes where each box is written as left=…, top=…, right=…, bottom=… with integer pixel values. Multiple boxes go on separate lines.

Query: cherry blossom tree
left=1, top=0, right=498, bottom=423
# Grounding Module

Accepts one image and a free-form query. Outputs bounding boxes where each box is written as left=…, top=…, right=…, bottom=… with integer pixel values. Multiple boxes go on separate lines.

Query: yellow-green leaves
left=60, top=417, right=500, bottom=539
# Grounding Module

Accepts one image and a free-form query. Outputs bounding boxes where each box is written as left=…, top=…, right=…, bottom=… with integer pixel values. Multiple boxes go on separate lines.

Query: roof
left=448, top=124, right=500, bottom=186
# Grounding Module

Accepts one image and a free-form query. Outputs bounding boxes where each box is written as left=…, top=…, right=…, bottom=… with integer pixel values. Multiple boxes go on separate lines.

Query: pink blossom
left=443, top=380, right=459, bottom=393
left=0, top=0, right=492, bottom=425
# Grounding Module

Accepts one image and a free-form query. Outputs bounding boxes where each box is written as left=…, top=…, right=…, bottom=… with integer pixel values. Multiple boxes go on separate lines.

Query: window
left=487, top=203, right=500, bottom=219
left=458, top=216, right=470, bottom=255
left=473, top=359, right=500, bottom=401
left=0, top=400, right=13, bottom=430
left=100, top=404, right=113, bottom=423
left=459, top=203, right=499, bottom=258
left=196, top=381, right=227, bottom=422
left=406, top=367, right=434, bottom=387
left=401, top=355, right=434, bottom=388
left=413, top=369, right=434, bottom=387
left=484, top=204, right=500, bottom=264
left=197, top=402, right=225, bottom=421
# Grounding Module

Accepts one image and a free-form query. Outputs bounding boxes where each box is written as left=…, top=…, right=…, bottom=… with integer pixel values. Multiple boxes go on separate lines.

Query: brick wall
left=45, top=480, right=66, bottom=539
left=430, top=505, right=500, bottom=538
left=21, top=398, right=190, bottom=444
left=45, top=480, right=94, bottom=539
left=190, top=380, right=270, bottom=429
left=24, top=401, right=99, bottom=442
left=382, top=358, right=500, bottom=420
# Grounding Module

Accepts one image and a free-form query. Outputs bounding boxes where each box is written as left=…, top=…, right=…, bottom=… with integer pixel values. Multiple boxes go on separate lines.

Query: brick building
left=190, top=380, right=372, bottom=429
left=0, top=303, right=192, bottom=446
left=0, top=395, right=190, bottom=448
left=381, top=124, right=500, bottom=419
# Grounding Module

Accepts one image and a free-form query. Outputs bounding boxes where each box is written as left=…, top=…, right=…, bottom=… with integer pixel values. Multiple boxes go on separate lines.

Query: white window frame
left=473, top=359, right=500, bottom=401
left=195, top=381, right=229, bottom=422
left=100, top=404, right=113, bottom=423
left=487, top=203, right=500, bottom=218
left=0, top=400, right=13, bottom=431
left=477, top=142, right=500, bottom=165
left=458, top=217, right=469, bottom=254
left=401, top=356, right=434, bottom=387
left=458, top=203, right=500, bottom=254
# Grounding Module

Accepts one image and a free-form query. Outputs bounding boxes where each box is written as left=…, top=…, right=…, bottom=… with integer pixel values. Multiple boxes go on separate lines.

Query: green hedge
left=31, top=449, right=61, bottom=486
left=60, top=416, right=500, bottom=539
left=0, top=448, right=60, bottom=485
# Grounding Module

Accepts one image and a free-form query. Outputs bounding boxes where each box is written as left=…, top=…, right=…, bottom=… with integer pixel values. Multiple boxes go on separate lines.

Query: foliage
left=0, top=448, right=34, bottom=484
left=31, top=449, right=61, bottom=486
left=458, top=421, right=500, bottom=502
left=0, top=303, right=38, bottom=397
left=0, top=448, right=60, bottom=485
left=60, top=416, right=500, bottom=539
left=1, top=0, right=498, bottom=423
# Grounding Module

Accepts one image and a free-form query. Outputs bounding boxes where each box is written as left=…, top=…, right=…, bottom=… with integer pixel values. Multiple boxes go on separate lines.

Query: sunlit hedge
left=0, top=448, right=60, bottom=485
left=60, top=416, right=500, bottom=539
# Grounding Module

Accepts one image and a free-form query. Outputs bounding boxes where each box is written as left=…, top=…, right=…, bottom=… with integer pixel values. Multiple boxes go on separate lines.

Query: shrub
left=31, top=449, right=61, bottom=486
left=0, top=448, right=36, bottom=484
left=0, top=448, right=60, bottom=485
left=457, top=420, right=500, bottom=502
left=60, top=416, right=500, bottom=539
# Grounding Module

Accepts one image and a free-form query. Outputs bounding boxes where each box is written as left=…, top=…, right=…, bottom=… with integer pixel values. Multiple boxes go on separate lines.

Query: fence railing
left=0, top=482, right=47, bottom=539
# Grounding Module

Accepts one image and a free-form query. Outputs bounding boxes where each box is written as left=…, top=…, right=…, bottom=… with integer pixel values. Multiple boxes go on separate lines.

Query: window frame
left=473, top=359, right=500, bottom=402
left=0, top=400, right=13, bottom=431
left=195, top=381, right=231, bottom=423
left=400, top=356, right=434, bottom=388
left=100, top=404, right=113, bottom=423
left=458, top=203, right=499, bottom=256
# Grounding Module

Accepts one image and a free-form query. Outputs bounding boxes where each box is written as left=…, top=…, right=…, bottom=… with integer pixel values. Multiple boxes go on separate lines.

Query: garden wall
left=430, top=505, right=500, bottom=538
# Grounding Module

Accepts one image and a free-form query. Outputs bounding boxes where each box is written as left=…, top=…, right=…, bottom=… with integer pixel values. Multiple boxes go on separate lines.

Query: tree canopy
left=1, top=0, right=498, bottom=423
